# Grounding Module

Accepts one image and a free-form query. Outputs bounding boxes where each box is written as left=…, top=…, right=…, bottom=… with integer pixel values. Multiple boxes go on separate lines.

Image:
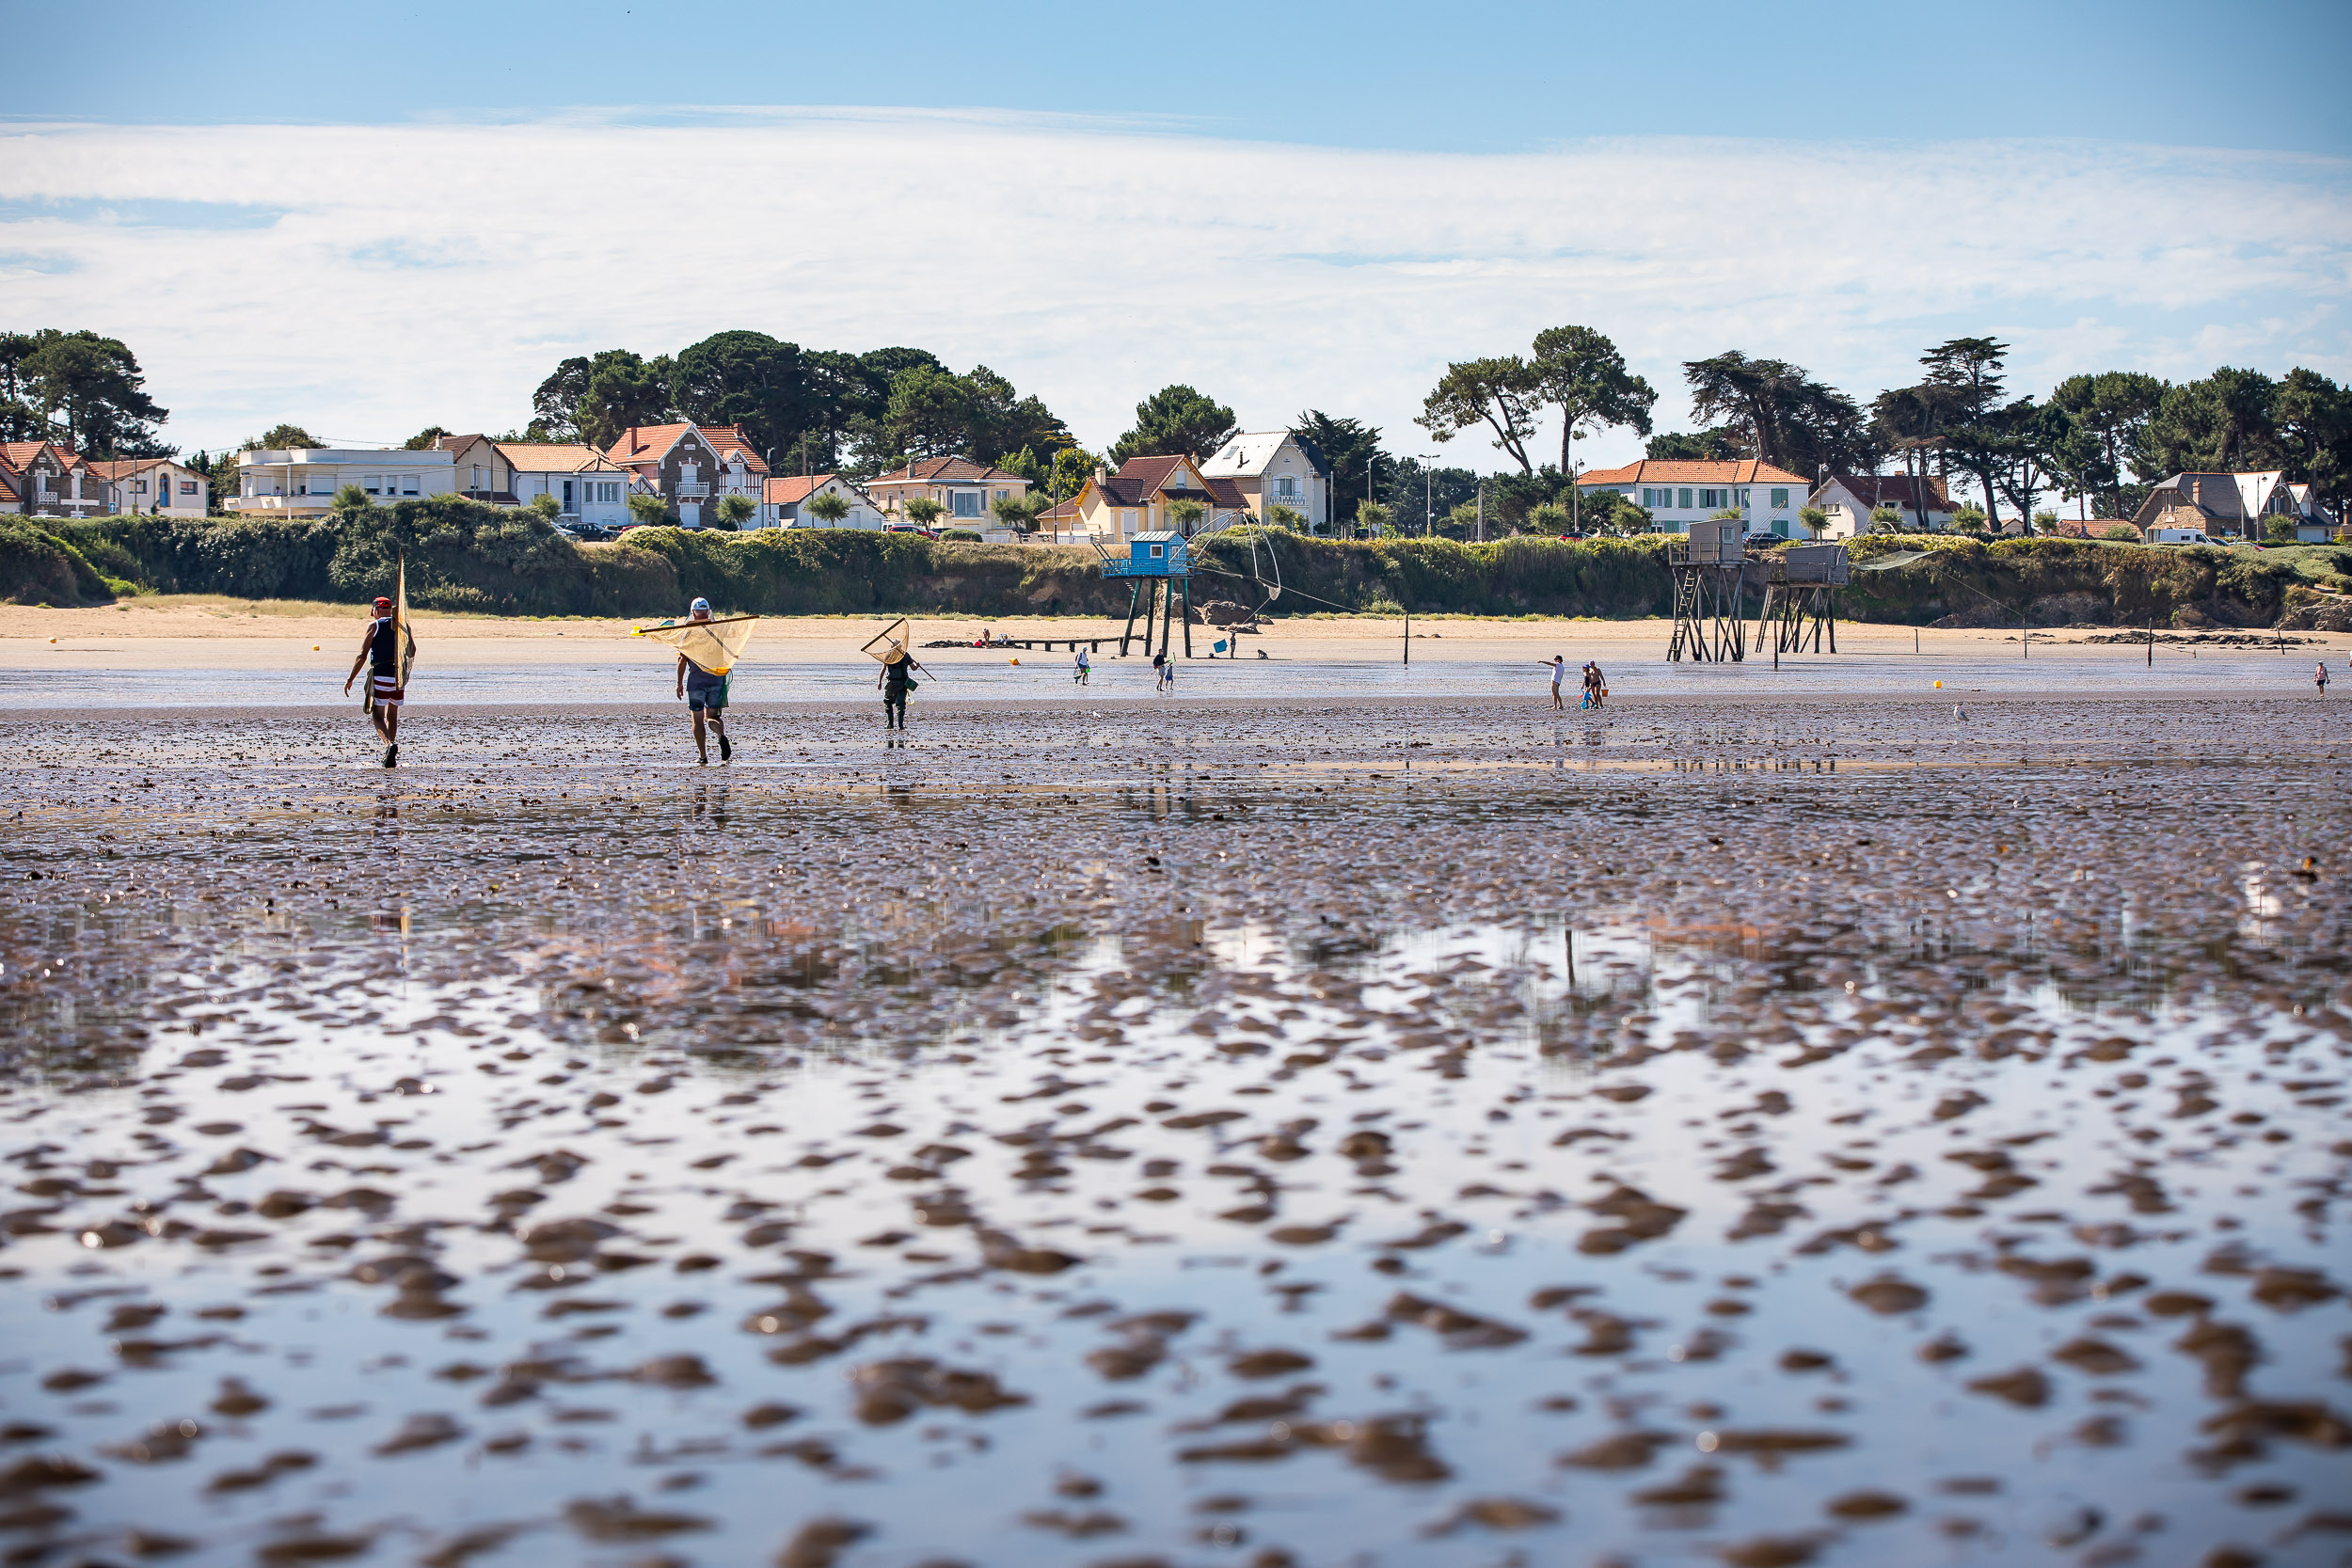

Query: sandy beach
left=5, top=597, right=2346, bottom=683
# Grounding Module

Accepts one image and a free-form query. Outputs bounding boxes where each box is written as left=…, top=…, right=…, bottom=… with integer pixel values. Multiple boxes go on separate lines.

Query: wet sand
left=1, top=694, right=2348, bottom=1567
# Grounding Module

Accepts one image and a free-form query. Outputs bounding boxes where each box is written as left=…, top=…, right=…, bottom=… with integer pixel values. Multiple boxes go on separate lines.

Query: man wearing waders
left=878, top=646, right=924, bottom=729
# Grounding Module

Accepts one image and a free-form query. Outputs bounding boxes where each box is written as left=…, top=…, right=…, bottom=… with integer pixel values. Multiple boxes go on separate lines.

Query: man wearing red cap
left=342, top=595, right=412, bottom=767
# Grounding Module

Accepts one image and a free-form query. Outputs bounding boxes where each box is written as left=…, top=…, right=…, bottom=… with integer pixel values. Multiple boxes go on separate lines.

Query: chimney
left=1093, top=463, right=1106, bottom=486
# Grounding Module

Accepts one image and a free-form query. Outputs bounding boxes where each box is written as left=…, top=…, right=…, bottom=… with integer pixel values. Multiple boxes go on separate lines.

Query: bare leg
left=691, top=708, right=707, bottom=764
left=709, top=711, right=729, bottom=761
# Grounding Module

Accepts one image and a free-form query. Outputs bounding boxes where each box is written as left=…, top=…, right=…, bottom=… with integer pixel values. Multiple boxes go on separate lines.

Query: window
left=179, top=480, right=197, bottom=495
left=951, top=491, right=982, bottom=516
left=401, top=474, right=420, bottom=496
left=1677, top=488, right=1692, bottom=509
left=1276, top=475, right=1298, bottom=499
left=994, top=489, right=1008, bottom=503
left=1149, top=543, right=1164, bottom=558
left=1738, top=489, right=1751, bottom=508
left=363, top=475, right=382, bottom=495
left=131, top=479, right=148, bottom=494
left=1771, top=487, right=1789, bottom=509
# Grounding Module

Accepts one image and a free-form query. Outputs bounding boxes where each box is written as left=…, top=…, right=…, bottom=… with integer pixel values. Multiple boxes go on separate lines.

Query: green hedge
left=12, top=500, right=2344, bottom=626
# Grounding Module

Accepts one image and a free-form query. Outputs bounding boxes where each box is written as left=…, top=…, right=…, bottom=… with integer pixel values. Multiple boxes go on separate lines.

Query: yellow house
left=1067, top=454, right=1250, bottom=543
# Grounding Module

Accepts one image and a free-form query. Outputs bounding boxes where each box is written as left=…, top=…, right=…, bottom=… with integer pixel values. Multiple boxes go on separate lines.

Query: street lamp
left=1421, top=454, right=1438, bottom=538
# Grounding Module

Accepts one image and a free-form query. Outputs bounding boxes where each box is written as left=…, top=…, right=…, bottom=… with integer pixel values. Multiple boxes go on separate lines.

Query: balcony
left=227, top=494, right=330, bottom=513
left=675, top=483, right=710, bottom=499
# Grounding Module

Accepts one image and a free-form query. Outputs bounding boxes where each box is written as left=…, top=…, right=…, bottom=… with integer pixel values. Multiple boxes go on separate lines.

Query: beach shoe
left=383, top=743, right=397, bottom=768
left=719, top=734, right=732, bottom=762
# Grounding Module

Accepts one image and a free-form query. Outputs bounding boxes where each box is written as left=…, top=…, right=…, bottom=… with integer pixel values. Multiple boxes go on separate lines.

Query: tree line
left=1414, top=327, right=2352, bottom=532
left=10, top=320, right=2348, bottom=540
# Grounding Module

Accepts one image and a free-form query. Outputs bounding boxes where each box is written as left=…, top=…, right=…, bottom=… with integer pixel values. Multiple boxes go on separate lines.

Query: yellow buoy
left=312, top=644, right=321, bottom=651
left=1009, top=657, right=1020, bottom=666
left=1933, top=679, right=1943, bottom=689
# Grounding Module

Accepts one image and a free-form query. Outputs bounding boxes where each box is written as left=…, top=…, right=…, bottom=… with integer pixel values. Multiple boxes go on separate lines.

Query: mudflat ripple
left=1, top=695, right=2348, bottom=1568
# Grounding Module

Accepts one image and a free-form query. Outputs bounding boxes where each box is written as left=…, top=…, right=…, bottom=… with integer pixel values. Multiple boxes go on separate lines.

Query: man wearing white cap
left=673, top=597, right=732, bottom=765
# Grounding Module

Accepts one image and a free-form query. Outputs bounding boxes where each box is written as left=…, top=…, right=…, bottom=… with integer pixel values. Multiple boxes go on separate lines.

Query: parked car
left=2146, top=527, right=2215, bottom=546
left=882, top=524, right=938, bottom=538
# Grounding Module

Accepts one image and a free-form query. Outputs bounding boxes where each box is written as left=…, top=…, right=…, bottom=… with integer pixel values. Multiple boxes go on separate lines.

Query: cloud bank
left=3, top=112, right=2346, bottom=467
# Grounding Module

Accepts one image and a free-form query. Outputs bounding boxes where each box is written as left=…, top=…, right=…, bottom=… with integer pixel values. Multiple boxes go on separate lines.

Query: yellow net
left=861, top=617, right=913, bottom=664
left=634, top=614, right=758, bottom=675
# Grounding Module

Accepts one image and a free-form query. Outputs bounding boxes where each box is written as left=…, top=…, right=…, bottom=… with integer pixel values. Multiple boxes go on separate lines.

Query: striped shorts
left=371, top=673, right=403, bottom=708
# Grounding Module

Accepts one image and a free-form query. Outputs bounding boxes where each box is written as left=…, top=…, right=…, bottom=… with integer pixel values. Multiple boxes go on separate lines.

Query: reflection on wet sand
left=0, top=695, right=2346, bottom=1568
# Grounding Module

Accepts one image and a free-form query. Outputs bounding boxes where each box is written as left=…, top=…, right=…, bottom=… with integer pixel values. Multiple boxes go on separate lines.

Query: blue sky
left=4, top=1, right=2348, bottom=480
left=11, top=0, right=2349, bottom=157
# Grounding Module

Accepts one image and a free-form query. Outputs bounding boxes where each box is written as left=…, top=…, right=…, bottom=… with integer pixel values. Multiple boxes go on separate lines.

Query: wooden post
left=1119, top=581, right=1142, bottom=657
left=1181, top=575, right=1193, bottom=658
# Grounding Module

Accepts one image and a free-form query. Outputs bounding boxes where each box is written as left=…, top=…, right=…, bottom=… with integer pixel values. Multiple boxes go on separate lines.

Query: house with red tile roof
left=604, top=424, right=739, bottom=528
left=1812, top=472, right=1958, bottom=537
left=764, top=473, right=884, bottom=530
left=1575, top=458, right=1811, bottom=536
left=865, top=457, right=1030, bottom=529
left=1, top=442, right=106, bottom=517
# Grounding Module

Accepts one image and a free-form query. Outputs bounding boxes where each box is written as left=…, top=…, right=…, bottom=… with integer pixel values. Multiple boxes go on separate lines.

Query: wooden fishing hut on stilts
left=1753, top=543, right=1851, bottom=662
left=1667, top=518, right=1748, bottom=662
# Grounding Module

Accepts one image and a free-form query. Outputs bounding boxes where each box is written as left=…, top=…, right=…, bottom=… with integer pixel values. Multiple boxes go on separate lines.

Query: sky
left=3, top=0, right=2349, bottom=477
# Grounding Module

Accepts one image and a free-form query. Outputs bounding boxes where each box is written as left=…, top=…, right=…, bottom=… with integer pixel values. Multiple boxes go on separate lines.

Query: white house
left=1575, top=459, right=1810, bottom=535
left=230, top=447, right=456, bottom=515
left=765, top=473, right=884, bottom=530
left=1200, top=431, right=1330, bottom=531
left=866, top=457, right=1030, bottom=526
left=1811, top=473, right=1958, bottom=537
left=86, top=457, right=211, bottom=517
left=493, top=444, right=633, bottom=531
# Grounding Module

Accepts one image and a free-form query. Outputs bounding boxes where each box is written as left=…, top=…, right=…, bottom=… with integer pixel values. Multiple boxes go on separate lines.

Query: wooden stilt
left=1119, top=582, right=1142, bottom=656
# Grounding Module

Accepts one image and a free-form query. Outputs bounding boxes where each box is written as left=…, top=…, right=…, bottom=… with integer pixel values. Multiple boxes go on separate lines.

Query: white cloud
left=2, top=112, right=2346, bottom=467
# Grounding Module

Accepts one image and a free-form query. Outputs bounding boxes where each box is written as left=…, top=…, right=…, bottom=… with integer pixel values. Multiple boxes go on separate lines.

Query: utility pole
left=1422, top=455, right=1437, bottom=538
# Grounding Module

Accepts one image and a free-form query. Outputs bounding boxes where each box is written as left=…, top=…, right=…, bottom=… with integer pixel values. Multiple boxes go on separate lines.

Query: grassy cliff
left=8, top=501, right=2344, bottom=628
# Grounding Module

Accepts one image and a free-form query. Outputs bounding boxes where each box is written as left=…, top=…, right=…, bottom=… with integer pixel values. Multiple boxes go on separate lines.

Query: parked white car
left=2146, top=526, right=2215, bottom=546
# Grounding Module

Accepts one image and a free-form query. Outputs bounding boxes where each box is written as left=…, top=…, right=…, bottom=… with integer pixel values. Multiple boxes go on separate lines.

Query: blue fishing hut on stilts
left=1095, top=531, right=1195, bottom=660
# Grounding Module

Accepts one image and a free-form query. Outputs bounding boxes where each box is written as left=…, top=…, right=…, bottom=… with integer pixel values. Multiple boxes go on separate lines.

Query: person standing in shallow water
left=1546, top=655, right=1565, bottom=711
left=879, top=646, right=924, bottom=729
left=2318, top=661, right=2331, bottom=697
left=674, top=597, right=732, bottom=766
left=1073, top=646, right=1090, bottom=686
left=342, top=594, right=411, bottom=768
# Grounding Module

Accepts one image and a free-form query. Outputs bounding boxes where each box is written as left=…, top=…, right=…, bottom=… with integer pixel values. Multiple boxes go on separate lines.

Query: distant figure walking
left=879, top=645, right=925, bottom=730
left=1074, top=646, right=1091, bottom=686
left=1582, top=661, right=1607, bottom=710
left=2318, top=661, right=2331, bottom=697
left=1547, top=655, right=1565, bottom=710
